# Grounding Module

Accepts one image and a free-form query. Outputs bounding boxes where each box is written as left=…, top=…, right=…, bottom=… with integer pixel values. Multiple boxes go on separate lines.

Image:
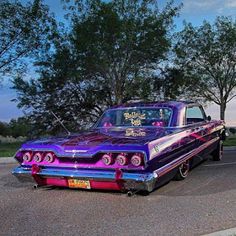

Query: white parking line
left=202, top=227, right=236, bottom=236
left=203, top=162, right=236, bottom=167
left=0, top=157, right=16, bottom=164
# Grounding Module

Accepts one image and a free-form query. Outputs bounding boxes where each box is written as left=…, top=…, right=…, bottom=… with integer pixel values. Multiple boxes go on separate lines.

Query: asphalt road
left=0, top=151, right=236, bottom=236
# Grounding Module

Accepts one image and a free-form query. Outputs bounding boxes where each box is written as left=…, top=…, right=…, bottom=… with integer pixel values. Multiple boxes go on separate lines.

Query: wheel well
left=221, top=129, right=227, bottom=141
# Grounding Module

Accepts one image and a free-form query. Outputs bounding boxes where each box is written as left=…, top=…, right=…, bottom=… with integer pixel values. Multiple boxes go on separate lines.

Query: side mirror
left=207, top=115, right=211, bottom=121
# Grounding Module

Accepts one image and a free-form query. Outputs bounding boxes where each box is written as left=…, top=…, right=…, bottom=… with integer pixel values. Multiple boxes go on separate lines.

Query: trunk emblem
left=65, top=150, right=88, bottom=153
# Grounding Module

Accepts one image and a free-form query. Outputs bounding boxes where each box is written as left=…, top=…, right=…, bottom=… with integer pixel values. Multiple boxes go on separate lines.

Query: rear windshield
left=96, top=107, right=172, bottom=128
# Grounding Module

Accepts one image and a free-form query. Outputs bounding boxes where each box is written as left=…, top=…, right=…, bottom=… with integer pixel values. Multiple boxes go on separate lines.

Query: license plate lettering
left=68, top=179, right=91, bottom=189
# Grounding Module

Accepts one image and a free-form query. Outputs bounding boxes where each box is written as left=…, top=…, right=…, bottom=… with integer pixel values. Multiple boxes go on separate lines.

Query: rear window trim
left=185, top=105, right=207, bottom=125
left=94, top=106, right=174, bottom=128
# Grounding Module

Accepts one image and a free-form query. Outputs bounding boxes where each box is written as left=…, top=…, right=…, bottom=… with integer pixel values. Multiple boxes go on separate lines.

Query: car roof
left=110, top=100, right=197, bottom=109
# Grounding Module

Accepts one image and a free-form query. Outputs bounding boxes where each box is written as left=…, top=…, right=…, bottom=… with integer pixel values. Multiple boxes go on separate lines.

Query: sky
left=1, top=0, right=236, bottom=125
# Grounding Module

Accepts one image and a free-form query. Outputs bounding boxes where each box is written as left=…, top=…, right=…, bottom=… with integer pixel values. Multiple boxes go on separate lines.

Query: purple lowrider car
left=12, top=101, right=225, bottom=195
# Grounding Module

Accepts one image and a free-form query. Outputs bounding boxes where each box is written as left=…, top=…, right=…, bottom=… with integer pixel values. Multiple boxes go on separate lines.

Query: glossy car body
left=12, top=101, right=225, bottom=194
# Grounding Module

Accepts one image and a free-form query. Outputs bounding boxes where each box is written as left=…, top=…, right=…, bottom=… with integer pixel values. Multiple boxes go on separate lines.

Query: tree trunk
left=220, top=102, right=226, bottom=121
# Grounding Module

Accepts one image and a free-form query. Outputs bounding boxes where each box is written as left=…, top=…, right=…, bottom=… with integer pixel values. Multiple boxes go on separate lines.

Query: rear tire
left=174, top=160, right=190, bottom=181
left=139, top=190, right=150, bottom=196
left=212, top=140, right=223, bottom=161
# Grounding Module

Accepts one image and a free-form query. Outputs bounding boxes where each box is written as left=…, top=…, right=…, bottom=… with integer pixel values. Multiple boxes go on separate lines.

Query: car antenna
left=51, top=111, right=71, bottom=136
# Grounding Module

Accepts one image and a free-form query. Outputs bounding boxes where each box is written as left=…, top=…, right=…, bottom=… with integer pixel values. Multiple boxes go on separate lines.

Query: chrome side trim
left=155, top=136, right=219, bottom=177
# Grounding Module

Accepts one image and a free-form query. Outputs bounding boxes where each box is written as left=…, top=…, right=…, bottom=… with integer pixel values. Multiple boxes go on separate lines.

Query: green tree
left=0, top=118, right=31, bottom=138
left=175, top=17, right=236, bottom=120
left=153, top=67, right=187, bottom=99
left=0, top=121, right=9, bottom=136
left=0, top=0, right=57, bottom=81
left=8, top=117, right=31, bottom=138
left=13, top=0, right=181, bottom=134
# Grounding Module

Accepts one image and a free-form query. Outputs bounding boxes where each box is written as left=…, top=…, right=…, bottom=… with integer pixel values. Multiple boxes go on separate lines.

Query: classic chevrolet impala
left=12, top=101, right=225, bottom=195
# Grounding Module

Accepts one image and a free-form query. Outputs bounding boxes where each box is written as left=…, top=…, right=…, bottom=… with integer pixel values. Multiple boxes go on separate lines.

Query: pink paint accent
left=31, top=164, right=45, bottom=186
left=152, top=121, right=164, bottom=127
left=46, top=178, right=68, bottom=187
left=190, top=133, right=207, bottom=142
left=90, top=181, right=122, bottom=190
left=103, top=122, right=113, bottom=127
left=31, top=164, right=41, bottom=175
left=115, top=168, right=123, bottom=180
left=32, top=177, right=122, bottom=190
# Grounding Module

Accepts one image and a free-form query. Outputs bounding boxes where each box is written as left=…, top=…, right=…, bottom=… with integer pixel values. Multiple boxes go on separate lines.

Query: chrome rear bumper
left=12, top=166, right=158, bottom=192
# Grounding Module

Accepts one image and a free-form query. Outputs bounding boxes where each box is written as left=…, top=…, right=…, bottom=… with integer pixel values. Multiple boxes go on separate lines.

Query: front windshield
left=96, top=107, right=172, bottom=128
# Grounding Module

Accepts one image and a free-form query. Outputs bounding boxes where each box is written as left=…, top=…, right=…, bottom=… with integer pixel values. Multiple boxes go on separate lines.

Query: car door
left=185, top=105, right=216, bottom=149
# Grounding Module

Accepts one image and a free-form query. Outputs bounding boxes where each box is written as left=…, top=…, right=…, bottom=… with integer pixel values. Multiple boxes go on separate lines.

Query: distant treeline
left=228, top=127, right=236, bottom=135
left=0, top=117, right=31, bottom=138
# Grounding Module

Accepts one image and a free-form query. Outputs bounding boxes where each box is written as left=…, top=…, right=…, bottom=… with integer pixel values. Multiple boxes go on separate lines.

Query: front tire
left=212, top=140, right=223, bottom=161
left=174, top=160, right=190, bottom=181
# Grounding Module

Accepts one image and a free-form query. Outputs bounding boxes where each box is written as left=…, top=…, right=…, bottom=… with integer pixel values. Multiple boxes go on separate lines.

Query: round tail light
left=102, top=153, right=114, bottom=165
left=116, top=153, right=128, bottom=166
left=23, top=152, right=32, bottom=162
left=131, top=153, right=143, bottom=167
left=44, top=153, right=55, bottom=163
left=33, top=152, right=43, bottom=162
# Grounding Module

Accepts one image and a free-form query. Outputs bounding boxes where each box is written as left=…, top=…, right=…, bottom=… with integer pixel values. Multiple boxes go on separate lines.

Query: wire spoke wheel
left=179, top=161, right=190, bottom=177
left=212, top=140, right=223, bottom=161
left=174, top=160, right=190, bottom=180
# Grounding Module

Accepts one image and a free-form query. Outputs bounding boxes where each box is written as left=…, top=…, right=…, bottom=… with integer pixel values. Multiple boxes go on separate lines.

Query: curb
left=224, top=146, right=236, bottom=151
left=0, top=157, right=16, bottom=164
left=203, top=227, right=236, bottom=236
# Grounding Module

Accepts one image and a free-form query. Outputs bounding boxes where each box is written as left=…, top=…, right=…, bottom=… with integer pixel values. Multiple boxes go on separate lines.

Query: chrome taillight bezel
left=116, top=153, right=128, bottom=166
left=22, top=152, right=32, bottom=162
left=131, top=153, right=143, bottom=167
left=102, top=153, right=114, bottom=165
left=33, top=152, right=43, bottom=163
left=44, top=152, right=55, bottom=163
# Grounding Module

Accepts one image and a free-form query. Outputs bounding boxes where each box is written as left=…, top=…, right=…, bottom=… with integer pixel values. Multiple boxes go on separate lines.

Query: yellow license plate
left=68, top=179, right=91, bottom=189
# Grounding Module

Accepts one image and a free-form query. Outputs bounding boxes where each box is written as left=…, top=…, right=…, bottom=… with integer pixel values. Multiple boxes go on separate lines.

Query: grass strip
left=0, top=142, right=22, bottom=157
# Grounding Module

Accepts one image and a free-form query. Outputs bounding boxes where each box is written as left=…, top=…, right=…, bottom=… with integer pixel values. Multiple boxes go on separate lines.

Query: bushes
left=0, top=117, right=31, bottom=138
left=0, top=142, right=23, bottom=157
left=229, top=127, right=236, bottom=135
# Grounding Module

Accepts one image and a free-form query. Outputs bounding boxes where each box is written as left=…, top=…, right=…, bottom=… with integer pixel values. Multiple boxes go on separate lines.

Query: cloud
left=182, top=0, right=236, bottom=14
left=226, top=0, right=236, bottom=7
left=184, top=0, right=216, bottom=9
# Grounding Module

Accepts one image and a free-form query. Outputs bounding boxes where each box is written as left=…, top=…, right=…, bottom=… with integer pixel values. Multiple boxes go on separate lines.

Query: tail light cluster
left=101, top=152, right=144, bottom=167
left=22, top=152, right=55, bottom=163
left=21, top=151, right=144, bottom=167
